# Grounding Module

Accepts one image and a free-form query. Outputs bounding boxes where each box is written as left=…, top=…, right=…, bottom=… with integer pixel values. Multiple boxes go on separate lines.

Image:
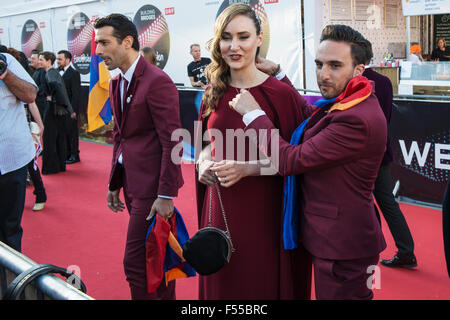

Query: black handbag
left=54, top=102, right=69, bottom=116
left=183, top=183, right=235, bottom=275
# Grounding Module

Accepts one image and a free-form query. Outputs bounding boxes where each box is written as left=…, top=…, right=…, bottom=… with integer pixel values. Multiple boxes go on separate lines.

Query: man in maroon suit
left=230, top=25, right=387, bottom=299
left=94, top=14, right=183, bottom=300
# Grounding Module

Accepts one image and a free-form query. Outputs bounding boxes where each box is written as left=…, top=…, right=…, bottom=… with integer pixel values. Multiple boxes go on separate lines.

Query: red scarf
left=329, top=75, right=373, bottom=112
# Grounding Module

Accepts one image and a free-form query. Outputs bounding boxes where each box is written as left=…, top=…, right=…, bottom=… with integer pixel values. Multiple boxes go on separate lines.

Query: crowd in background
left=0, top=45, right=81, bottom=212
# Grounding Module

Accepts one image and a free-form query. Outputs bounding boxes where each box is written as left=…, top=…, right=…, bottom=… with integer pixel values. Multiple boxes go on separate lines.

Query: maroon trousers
left=122, top=183, right=175, bottom=300
left=312, top=254, right=379, bottom=300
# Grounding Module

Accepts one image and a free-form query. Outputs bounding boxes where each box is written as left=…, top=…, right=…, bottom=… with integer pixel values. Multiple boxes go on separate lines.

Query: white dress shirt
left=59, top=64, right=70, bottom=76
left=117, top=54, right=141, bottom=164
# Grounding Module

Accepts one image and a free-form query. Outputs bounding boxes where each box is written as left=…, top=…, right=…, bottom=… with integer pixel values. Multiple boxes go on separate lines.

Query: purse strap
left=209, top=183, right=235, bottom=252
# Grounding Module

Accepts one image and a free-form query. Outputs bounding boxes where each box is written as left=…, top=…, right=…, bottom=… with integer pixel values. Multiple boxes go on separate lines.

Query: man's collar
left=59, top=64, right=70, bottom=72
left=121, top=54, right=141, bottom=83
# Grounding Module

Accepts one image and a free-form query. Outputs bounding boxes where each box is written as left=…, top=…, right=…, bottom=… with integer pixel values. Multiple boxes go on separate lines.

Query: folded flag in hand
left=145, top=207, right=196, bottom=293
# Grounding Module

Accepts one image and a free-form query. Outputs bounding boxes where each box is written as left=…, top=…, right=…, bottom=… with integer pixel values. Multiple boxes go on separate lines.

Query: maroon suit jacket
left=247, top=88, right=387, bottom=260
left=108, top=56, right=183, bottom=199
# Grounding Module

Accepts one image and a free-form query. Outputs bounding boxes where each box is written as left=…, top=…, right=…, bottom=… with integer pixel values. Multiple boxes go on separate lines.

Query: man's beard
left=318, top=77, right=353, bottom=99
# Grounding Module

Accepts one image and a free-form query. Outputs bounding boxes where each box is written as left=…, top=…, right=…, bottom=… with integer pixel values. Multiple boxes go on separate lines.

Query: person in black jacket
left=30, top=49, right=50, bottom=121
left=57, top=50, right=81, bottom=164
left=363, top=41, right=417, bottom=269
left=431, top=37, right=450, bottom=62
left=39, top=51, right=74, bottom=175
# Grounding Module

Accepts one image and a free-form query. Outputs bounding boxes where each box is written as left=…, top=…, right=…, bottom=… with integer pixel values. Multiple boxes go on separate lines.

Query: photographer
left=0, top=52, right=37, bottom=252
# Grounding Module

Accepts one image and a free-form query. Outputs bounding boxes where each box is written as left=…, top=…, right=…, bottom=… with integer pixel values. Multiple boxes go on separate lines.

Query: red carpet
left=21, top=140, right=450, bottom=300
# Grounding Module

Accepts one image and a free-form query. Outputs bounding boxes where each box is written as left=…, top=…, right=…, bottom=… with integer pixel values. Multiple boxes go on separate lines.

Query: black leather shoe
left=66, top=155, right=80, bottom=164
left=380, top=254, right=417, bottom=268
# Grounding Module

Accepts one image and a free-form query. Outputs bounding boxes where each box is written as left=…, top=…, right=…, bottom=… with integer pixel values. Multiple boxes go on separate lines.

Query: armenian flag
left=145, top=207, right=196, bottom=293
left=87, top=28, right=111, bottom=132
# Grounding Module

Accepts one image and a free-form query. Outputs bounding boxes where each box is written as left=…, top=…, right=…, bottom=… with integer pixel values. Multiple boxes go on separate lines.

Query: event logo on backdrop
left=216, top=0, right=270, bottom=58
left=67, top=12, right=93, bottom=75
left=133, top=4, right=170, bottom=69
left=21, top=19, right=43, bottom=57
left=390, top=101, right=449, bottom=204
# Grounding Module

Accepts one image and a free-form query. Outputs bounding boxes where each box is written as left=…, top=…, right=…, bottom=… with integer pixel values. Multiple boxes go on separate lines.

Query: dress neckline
left=228, top=75, right=271, bottom=91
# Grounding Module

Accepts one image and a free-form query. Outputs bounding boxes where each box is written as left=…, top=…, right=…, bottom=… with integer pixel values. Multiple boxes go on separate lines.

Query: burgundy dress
left=196, top=76, right=312, bottom=300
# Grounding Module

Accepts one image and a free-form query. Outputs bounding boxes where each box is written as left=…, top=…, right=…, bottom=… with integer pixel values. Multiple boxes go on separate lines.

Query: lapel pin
left=127, top=95, right=132, bottom=104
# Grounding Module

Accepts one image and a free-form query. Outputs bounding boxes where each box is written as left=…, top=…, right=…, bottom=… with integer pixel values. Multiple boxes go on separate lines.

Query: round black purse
left=183, top=183, right=235, bottom=275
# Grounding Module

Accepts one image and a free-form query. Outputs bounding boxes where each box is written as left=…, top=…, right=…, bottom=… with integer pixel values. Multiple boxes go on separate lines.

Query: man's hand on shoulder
left=256, top=57, right=280, bottom=76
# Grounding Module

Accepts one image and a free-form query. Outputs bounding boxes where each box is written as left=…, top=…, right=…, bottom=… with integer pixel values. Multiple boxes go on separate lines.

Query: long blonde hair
left=202, top=3, right=261, bottom=118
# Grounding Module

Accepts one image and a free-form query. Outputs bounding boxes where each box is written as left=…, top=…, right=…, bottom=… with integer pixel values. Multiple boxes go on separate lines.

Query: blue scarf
left=282, top=97, right=336, bottom=250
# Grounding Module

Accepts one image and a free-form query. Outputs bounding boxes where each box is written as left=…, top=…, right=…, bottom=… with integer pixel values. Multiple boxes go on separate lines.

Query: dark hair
left=94, top=13, right=140, bottom=51
left=39, top=51, right=56, bottom=64
left=320, top=24, right=371, bottom=66
left=364, top=39, right=373, bottom=65
left=58, top=50, right=72, bottom=60
left=141, top=46, right=157, bottom=65
left=0, top=45, right=8, bottom=53
left=31, top=49, right=40, bottom=56
left=6, top=47, right=21, bottom=61
left=6, top=47, right=31, bottom=73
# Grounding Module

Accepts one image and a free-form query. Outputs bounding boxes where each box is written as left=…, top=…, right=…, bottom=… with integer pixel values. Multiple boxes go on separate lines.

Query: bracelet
left=271, top=64, right=281, bottom=77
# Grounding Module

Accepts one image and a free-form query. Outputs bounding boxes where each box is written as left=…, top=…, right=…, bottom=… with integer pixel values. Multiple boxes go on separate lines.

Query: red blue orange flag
left=145, top=207, right=196, bottom=293
left=87, top=27, right=111, bottom=132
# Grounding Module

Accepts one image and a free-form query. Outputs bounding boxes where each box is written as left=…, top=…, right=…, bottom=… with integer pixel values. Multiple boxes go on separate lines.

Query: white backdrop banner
left=0, top=0, right=304, bottom=88
left=402, top=0, right=450, bottom=16
left=8, top=10, right=53, bottom=59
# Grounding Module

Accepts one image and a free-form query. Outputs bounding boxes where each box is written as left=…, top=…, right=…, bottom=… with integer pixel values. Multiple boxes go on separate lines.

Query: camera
left=0, top=53, right=7, bottom=76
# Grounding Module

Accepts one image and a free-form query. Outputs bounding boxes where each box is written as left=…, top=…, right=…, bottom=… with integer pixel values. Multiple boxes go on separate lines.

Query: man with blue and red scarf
left=228, top=25, right=387, bottom=300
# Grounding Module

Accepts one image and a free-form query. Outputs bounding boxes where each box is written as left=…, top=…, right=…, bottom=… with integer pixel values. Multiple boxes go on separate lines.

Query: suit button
left=121, top=138, right=126, bottom=142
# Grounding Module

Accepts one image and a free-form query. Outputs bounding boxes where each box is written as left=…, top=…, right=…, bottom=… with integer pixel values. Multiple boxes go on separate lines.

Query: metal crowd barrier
left=0, top=241, right=93, bottom=300
left=294, top=88, right=450, bottom=102
left=175, top=85, right=450, bottom=102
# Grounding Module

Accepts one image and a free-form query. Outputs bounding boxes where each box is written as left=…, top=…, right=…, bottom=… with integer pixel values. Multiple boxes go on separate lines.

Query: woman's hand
left=198, top=159, right=217, bottom=186
left=229, top=89, right=261, bottom=116
left=210, top=160, right=253, bottom=188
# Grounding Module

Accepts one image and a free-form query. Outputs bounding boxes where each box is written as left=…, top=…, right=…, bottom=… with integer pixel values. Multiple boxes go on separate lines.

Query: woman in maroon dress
left=195, top=3, right=311, bottom=299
